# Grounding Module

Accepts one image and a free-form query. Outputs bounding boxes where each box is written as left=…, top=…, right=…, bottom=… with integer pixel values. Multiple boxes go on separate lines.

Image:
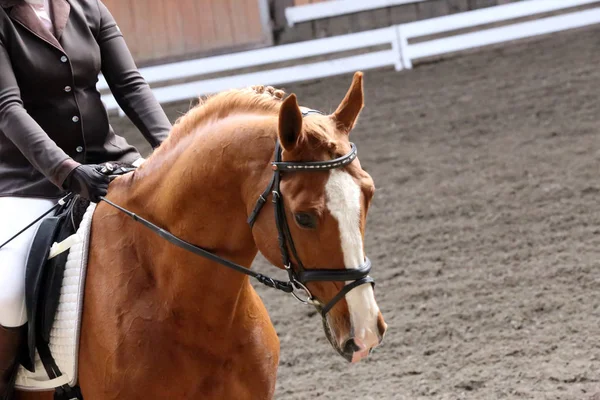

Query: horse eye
left=294, top=212, right=317, bottom=229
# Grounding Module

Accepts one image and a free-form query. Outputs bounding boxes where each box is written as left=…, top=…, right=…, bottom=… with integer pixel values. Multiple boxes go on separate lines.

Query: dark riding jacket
left=0, top=0, right=172, bottom=198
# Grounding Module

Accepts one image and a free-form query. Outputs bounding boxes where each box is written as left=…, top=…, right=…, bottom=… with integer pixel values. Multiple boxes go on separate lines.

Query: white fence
left=398, top=0, right=600, bottom=68
left=285, top=0, right=427, bottom=27
left=99, top=27, right=401, bottom=112
left=101, top=0, right=600, bottom=114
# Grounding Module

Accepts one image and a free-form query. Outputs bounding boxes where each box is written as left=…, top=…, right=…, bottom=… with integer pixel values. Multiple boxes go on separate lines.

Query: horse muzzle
left=342, top=317, right=386, bottom=363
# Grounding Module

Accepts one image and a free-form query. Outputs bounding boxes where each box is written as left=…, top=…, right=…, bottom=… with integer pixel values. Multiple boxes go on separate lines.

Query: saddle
left=21, top=194, right=88, bottom=399
left=19, top=162, right=135, bottom=399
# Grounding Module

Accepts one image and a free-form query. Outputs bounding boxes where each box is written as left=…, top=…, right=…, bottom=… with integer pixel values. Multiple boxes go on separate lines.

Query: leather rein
left=100, top=110, right=374, bottom=316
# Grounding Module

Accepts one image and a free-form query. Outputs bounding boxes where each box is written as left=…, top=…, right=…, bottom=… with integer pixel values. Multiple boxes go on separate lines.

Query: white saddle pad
left=15, top=203, right=97, bottom=391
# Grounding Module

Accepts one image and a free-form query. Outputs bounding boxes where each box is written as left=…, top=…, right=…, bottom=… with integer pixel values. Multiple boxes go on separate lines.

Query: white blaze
left=325, top=169, right=380, bottom=349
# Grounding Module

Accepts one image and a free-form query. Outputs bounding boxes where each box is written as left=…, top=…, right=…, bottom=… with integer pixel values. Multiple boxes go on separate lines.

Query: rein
left=98, top=134, right=374, bottom=316
left=100, top=109, right=374, bottom=316
left=98, top=196, right=295, bottom=294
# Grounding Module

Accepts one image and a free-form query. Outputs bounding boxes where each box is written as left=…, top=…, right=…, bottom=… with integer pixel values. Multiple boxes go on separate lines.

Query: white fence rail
left=285, top=0, right=427, bottom=27
left=401, top=0, right=600, bottom=38
left=100, top=26, right=402, bottom=112
left=101, top=0, right=600, bottom=114
left=398, top=0, right=600, bottom=68
left=403, top=8, right=600, bottom=67
left=145, top=50, right=398, bottom=106
left=97, top=27, right=398, bottom=93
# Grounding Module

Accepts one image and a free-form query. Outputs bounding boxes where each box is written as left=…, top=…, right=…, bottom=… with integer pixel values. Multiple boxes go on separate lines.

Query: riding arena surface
left=112, top=26, right=600, bottom=400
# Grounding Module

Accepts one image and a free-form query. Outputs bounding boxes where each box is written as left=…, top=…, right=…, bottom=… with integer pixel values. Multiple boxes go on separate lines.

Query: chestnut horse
left=17, top=71, right=387, bottom=400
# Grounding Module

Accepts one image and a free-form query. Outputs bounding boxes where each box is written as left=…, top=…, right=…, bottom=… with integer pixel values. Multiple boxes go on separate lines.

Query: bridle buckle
left=272, top=190, right=280, bottom=203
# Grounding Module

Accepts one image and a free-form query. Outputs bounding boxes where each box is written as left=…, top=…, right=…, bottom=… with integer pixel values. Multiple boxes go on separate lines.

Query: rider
left=0, top=0, right=172, bottom=397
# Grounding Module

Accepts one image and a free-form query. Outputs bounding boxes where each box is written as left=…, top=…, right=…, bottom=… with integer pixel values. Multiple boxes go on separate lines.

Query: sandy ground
left=111, top=25, right=600, bottom=399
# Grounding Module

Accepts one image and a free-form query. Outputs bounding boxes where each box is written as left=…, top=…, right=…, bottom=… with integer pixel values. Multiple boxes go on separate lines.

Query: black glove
left=62, top=164, right=110, bottom=203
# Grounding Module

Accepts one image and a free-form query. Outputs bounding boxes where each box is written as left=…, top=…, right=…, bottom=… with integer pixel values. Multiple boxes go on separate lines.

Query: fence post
left=390, top=26, right=403, bottom=71
left=395, top=25, right=412, bottom=70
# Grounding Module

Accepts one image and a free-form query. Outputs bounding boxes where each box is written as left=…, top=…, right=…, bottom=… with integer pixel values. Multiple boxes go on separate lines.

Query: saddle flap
left=21, top=197, right=89, bottom=373
left=41, top=218, right=77, bottom=342
left=24, top=216, right=63, bottom=372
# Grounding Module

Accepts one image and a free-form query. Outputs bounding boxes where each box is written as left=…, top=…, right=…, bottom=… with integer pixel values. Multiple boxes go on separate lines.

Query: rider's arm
left=0, top=40, right=80, bottom=189
left=96, top=0, right=172, bottom=149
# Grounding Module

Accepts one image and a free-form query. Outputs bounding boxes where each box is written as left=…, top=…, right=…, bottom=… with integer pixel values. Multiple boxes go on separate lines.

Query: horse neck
left=109, top=113, right=278, bottom=326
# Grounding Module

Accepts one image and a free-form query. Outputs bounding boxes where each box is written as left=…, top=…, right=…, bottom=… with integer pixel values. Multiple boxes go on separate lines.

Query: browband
left=272, top=108, right=357, bottom=171
left=272, top=143, right=357, bottom=171
left=301, top=108, right=325, bottom=117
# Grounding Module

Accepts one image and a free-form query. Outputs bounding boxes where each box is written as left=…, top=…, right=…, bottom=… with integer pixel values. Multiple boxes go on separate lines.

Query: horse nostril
left=342, top=338, right=360, bottom=355
left=343, top=338, right=367, bottom=355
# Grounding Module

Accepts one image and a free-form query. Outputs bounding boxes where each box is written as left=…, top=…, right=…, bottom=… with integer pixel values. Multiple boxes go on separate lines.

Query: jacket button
left=64, top=86, right=72, bottom=93
left=60, top=55, right=68, bottom=63
left=72, top=116, right=79, bottom=123
left=76, top=146, right=83, bottom=153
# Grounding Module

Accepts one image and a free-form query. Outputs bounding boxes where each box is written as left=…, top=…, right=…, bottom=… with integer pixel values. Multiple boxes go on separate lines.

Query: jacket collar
left=50, top=0, right=70, bottom=40
left=1, top=0, right=70, bottom=49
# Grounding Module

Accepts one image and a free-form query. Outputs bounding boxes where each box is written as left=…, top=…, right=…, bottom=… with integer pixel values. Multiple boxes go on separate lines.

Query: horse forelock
left=297, top=116, right=343, bottom=154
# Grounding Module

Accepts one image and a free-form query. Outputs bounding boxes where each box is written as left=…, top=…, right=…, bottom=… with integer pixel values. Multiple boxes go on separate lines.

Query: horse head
left=251, top=72, right=387, bottom=363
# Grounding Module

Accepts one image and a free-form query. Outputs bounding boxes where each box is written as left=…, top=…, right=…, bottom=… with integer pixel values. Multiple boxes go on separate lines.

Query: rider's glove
left=62, top=164, right=110, bottom=203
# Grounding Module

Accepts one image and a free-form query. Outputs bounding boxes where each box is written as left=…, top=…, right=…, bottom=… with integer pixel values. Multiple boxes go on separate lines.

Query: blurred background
left=102, top=0, right=510, bottom=66
left=104, top=1, right=600, bottom=399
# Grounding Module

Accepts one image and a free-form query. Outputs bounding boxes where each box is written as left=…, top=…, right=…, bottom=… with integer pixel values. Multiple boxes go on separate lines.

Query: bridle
left=100, top=109, right=374, bottom=316
left=246, top=110, right=374, bottom=315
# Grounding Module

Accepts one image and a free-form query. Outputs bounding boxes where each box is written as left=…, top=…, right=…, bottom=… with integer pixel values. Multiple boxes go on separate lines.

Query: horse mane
left=149, top=87, right=341, bottom=165
left=175, top=88, right=284, bottom=139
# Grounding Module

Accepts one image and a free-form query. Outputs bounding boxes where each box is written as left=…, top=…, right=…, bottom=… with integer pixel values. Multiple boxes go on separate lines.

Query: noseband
left=100, top=109, right=374, bottom=316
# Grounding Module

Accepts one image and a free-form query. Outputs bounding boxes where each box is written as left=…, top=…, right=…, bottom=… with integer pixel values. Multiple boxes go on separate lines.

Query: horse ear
left=333, top=71, right=364, bottom=133
left=278, top=93, right=303, bottom=151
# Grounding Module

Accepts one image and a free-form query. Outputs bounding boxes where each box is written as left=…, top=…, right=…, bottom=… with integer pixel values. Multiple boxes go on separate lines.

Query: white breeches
left=0, top=197, right=57, bottom=327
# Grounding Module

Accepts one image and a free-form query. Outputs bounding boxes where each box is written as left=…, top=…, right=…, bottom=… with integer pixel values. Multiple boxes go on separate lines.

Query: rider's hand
left=62, top=164, right=110, bottom=203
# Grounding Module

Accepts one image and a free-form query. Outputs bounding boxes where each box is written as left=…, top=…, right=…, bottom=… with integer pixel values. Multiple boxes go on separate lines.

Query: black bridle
left=246, top=110, right=374, bottom=315
left=100, top=109, right=374, bottom=316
